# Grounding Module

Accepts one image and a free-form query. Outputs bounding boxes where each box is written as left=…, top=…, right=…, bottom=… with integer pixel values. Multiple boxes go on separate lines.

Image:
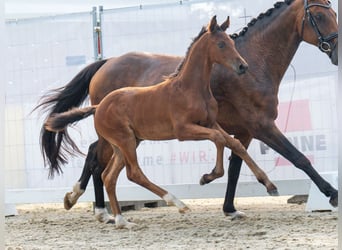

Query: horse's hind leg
left=93, top=138, right=115, bottom=223
left=64, top=141, right=98, bottom=210
left=93, top=163, right=116, bottom=224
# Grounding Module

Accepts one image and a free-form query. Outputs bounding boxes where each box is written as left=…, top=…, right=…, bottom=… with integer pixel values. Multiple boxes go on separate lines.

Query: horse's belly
left=133, top=122, right=175, bottom=141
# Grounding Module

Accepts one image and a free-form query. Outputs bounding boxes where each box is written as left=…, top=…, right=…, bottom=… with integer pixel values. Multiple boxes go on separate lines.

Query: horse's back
left=89, top=52, right=182, bottom=104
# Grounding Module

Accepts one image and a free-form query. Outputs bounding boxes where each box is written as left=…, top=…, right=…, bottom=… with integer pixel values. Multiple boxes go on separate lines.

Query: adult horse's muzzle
left=329, top=41, right=338, bottom=65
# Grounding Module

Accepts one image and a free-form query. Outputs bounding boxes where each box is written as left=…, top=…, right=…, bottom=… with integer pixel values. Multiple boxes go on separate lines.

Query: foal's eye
left=217, top=41, right=226, bottom=49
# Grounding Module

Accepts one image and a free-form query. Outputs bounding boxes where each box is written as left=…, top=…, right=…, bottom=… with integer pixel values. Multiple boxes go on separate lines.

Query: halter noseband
left=301, top=0, right=338, bottom=53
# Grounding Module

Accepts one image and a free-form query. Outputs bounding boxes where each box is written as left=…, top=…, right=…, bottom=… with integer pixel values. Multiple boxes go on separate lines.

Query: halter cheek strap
left=301, top=0, right=338, bottom=53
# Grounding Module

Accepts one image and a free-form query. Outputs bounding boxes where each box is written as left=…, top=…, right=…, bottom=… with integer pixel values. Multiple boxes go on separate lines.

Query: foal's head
left=203, top=16, right=248, bottom=75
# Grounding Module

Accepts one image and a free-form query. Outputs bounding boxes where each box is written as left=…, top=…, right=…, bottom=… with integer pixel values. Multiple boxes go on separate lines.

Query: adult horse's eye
left=217, top=41, right=226, bottom=49
left=315, top=13, right=323, bottom=21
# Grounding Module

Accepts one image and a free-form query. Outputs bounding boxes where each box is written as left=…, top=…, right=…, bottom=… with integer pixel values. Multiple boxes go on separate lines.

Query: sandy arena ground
left=5, top=196, right=337, bottom=250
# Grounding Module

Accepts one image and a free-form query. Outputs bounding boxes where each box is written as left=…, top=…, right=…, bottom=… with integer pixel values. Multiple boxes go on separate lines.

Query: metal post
left=92, top=6, right=98, bottom=61
left=338, top=8, right=342, bottom=248
left=98, top=6, right=104, bottom=60
left=0, top=0, right=5, bottom=247
left=92, top=6, right=103, bottom=61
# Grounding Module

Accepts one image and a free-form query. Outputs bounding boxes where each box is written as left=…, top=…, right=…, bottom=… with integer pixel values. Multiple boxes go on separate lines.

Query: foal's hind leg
left=101, top=146, right=135, bottom=228
left=120, top=136, right=189, bottom=211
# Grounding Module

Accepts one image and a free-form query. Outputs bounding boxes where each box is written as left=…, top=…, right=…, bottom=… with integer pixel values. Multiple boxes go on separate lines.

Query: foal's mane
left=230, top=0, right=294, bottom=39
left=167, top=26, right=208, bottom=80
left=167, top=0, right=295, bottom=79
left=167, top=23, right=225, bottom=80
left=168, top=0, right=294, bottom=79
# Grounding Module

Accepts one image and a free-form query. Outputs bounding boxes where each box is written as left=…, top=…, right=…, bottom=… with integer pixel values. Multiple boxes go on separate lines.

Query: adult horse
left=36, top=0, right=338, bottom=222
left=44, top=16, right=276, bottom=228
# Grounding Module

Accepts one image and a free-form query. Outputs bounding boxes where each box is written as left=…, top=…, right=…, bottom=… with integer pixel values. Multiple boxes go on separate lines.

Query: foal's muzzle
left=237, top=62, right=248, bottom=75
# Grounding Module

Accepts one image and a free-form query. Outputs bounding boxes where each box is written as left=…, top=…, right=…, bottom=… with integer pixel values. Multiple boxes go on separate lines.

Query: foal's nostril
left=238, top=63, right=248, bottom=75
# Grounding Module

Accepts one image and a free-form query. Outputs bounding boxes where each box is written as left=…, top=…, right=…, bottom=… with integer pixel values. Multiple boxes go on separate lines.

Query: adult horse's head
left=206, top=16, right=248, bottom=75
left=298, top=0, right=338, bottom=65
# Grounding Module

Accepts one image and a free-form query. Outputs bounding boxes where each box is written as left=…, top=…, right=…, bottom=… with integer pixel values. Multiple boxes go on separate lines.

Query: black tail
left=33, top=59, right=108, bottom=178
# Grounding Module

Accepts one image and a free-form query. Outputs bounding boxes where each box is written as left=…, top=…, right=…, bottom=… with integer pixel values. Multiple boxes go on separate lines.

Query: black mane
left=230, top=0, right=294, bottom=39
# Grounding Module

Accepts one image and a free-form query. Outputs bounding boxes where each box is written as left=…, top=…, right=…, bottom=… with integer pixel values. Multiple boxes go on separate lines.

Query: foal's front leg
left=214, top=123, right=278, bottom=195
left=175, top=123, right=227, bottom=184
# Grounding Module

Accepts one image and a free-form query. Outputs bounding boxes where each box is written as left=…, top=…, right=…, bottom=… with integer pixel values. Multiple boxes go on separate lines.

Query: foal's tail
left=45, top=106, right=97, bottom=133
left=44, top=106, right=96, bottom=175
left=32, top=59, right=108, bottom=178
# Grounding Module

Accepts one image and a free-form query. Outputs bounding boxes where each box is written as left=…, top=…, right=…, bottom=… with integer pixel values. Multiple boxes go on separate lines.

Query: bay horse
left=36, top=0, right=338, bottom=222
left=45, top=16, right=276, bottom=228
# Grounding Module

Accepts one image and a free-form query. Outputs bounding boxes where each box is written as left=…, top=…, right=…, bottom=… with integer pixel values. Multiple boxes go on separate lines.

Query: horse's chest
left=190, top=98, right=217, bottom=127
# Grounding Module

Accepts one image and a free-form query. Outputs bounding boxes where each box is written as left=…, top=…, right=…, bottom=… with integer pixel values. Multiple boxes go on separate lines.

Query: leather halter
left=301, top=0, right=338, bottom=53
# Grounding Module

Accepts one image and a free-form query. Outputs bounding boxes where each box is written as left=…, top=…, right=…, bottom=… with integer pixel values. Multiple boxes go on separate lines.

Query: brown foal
left=45, top=16, right=276, bottom=228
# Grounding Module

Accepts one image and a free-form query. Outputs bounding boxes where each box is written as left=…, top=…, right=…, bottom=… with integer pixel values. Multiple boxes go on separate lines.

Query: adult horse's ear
left=220, top=16, right=230, bottom=31
left=208, top=15, right=218, bottom=33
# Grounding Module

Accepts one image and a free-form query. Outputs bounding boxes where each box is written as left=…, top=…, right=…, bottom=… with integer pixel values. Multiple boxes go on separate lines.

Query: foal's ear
left=220, top=16, right=230, bottom=31
left=208, top=15, right=218, bottom=33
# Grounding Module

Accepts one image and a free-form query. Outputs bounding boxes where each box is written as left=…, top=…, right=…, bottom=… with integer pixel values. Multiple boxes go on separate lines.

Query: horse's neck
left=176, top=47, right=212, bottom=90
left=238, top=2, right=302, bottom=84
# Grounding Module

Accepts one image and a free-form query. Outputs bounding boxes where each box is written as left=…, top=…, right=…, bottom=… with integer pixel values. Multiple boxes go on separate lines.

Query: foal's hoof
left=179, top=206, right=191, bottom=214
left=329, top=192, right=338, bottom=207
left=115, top=215, right=137, bottom=229
left=116, top=221, right=137, bottom=230
left=199, top=176, right=207, bottom=185
left=63, top=192, right=74, bottom=210
left=199, top=174, right=212, bottom=185
left=267, top=188, right=279, bottom=196
left=224, top=210, right=246, bottom=220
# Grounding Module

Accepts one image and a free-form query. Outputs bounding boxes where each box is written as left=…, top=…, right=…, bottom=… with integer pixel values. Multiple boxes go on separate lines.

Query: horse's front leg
left=222, top=133, right=252, bottom=218
left=257, top=124, right=338, bottom=207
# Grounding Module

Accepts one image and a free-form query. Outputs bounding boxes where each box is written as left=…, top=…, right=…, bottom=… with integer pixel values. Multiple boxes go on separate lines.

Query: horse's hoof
left=329, top=192, right=338, bottom=207
left=105, top=218, right=116, bottom=224
left=63, top=192, right=74, bottom=210
left=268, top=188, right=279, bottom=196
left=224, top=210, right=246, bottom=220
